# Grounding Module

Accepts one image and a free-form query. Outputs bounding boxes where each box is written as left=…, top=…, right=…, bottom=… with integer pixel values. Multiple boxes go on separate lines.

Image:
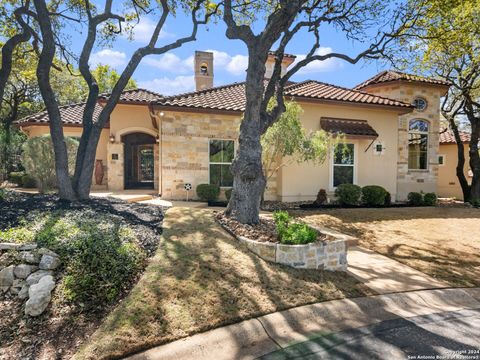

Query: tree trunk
left=468, top=119, right=480, bottom=203
left=448, top=119, right=471, bottom=202
left=74, top=125, right=102, bottom=199
left=225, top=54, right=267, bottom=224
left=33, top=0, right=75, bottom=200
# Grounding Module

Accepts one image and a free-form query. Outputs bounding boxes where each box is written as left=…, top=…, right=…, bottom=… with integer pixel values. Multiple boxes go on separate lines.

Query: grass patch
left=74, top=207, right=370, bottom=360
left=295, top=207, right=480, bottom=287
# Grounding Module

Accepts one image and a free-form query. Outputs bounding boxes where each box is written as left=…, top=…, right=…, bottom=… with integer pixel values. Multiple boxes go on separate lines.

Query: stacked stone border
left=219, top=222, right=357, bottom=272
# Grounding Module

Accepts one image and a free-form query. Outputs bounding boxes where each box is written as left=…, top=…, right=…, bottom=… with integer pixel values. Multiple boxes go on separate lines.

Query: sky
left=80, top=8, right=393, bottom=96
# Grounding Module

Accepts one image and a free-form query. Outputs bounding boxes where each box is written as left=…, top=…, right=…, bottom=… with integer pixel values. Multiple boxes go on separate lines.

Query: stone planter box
left=221, top=223, right=356, bottom=272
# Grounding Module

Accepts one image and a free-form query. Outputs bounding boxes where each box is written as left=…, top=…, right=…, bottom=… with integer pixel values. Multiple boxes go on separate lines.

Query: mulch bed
left=0, top=191, right=164, bottom=360
left=215, top=212, right=326, bottom=243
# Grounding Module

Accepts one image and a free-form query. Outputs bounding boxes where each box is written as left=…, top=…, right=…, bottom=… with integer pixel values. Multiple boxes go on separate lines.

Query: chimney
left=265, top=51, right=296, bottom=79
left=194, top=51, right=214, bottom=91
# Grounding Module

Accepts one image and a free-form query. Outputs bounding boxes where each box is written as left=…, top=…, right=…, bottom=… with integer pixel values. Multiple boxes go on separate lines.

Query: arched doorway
left=121, top=132, right=156, bottom=189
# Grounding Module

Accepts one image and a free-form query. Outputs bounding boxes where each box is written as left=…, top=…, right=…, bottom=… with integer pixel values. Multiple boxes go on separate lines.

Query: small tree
left=22, top=135, right=78, bottom=193
left=261, top=100, right=337, bottom=198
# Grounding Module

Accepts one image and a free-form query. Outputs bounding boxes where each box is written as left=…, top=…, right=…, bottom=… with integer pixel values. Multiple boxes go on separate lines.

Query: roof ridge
left=161, top=81, right=246, bottom=101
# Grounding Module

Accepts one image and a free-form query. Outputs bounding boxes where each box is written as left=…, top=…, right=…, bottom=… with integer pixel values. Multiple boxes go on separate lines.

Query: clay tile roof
left=284, top=80, right=412, bottom=108
left=158, top=82, right=247, bottom=112
left=439, top=129, right=471, bottom=144
left=158, top=80, right=412, bottom=112
left=320, top=117, right=379, bottom=138
left=268, top=51, right=297, bottom=59
left=99, top=88, right=164, bottom=103
left=354, top=70, right=451, bottom=90
left=15, top=102, right=104, bottom=126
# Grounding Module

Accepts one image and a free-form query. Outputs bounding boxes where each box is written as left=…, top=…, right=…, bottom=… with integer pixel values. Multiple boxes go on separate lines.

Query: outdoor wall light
left=160, top=111, right=165, bottom=117
left=109, top=135, right=115, bottom=143
left=156, top=135, right=160, bottom=143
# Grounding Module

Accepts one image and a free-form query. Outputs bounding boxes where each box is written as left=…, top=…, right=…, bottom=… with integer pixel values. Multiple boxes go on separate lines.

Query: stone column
left=107, top=142, right=124, bottom=191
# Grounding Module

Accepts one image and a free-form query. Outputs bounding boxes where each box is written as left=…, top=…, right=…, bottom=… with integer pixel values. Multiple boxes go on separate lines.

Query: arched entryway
left=121, top=132, right=156, bottom=189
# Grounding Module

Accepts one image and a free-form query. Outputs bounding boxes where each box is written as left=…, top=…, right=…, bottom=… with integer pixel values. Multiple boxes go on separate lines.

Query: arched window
left=200, top=63, right=208, bottom=75
left=408, top=119, right=429, bottom=170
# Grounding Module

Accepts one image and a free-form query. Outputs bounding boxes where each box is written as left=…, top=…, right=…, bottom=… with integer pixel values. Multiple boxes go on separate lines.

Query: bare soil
left=295, top=207, right=480, bottom=287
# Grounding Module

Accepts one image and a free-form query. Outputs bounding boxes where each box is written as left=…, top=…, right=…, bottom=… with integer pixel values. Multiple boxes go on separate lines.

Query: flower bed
left=216, top=212, right=355, bottom=271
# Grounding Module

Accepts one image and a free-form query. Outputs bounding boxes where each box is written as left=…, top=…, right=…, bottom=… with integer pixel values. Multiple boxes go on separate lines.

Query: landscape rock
left=39, top=254, right=61, bottom=270
left=10, top=279, right=26, bottom=294
left=19, top=251, right=41, bottom=264
left=14, top=264, right=38, bottom=279
left=38, top=248, right=59, bottom=257
left=0, top=242, right=21, bottom=250
left=0, top=265, right=15, bottom=288
left=18, top=284, right=29, bottom=299
left=25, top=275, right=55, bottom=316
left=26, top=270, right=53, bottom=286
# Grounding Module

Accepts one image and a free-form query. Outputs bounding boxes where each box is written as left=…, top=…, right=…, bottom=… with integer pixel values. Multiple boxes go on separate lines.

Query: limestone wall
left=157, top=110, right=242, bottom=200
left=363, top=83, right=445, bottom=200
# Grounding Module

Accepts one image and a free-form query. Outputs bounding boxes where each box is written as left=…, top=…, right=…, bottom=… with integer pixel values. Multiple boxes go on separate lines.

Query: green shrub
left=0, top=189, right=5, bottom=201
left=384, top=192, right=392, bottom=206
left=225, top=188, right=233, bottom=201
left=21, top=174, right=37, bottom=188
left=407, top=192, right=423, bottom=206
left=21, top=135, right=78, bottom=193
left=279, top=223, right=318, bottom=245
left=196, top=183, right=220, bottom=201
left=335, top=184, right=362, bottom=206
left=273, top=210, right=317, bottom=245
left=423, top=193, right=437, bottom=206
left=8, top=171, right=24, bottom=186
left=362, top=185, right=388, bottom=206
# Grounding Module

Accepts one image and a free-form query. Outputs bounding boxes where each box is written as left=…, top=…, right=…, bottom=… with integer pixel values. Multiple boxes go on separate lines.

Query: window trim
left=329, top=142, right=357, bottom=191
left=208, top=138, right=235, bottom=188
left=408, top=119, right=430, bottom=170
left=413, top=97, right=428, bottom=112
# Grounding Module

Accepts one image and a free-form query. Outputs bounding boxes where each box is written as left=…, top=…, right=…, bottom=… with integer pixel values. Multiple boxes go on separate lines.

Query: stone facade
left=158, top=110, right=242, bottom=200
left=362, top=83, right=445, bottom=200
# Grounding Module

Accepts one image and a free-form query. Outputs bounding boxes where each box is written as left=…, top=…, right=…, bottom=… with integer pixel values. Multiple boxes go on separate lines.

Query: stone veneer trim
left=219, top=222, right=356, bottom=272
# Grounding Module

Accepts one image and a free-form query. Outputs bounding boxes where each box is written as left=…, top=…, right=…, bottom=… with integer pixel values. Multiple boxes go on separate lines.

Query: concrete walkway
left=347, top=246, right=448, bottom=294
left=126, top=288, right=480, bottom=360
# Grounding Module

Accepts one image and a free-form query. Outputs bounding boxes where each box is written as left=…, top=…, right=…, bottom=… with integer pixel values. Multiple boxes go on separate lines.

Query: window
left=438, top=154, right=445, bottom=166
left=413, top=97, right=427, bottom=111
left=408, top=119, right=429, bottom=170
left=333, top=143, right=355, bottom=187
left=200, top=63, right=208, bottom=75
left=209, top=139, right=234, bottom=187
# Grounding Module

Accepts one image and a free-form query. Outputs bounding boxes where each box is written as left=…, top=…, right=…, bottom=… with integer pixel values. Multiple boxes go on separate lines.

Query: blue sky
left=84, top=10, right=392, bottom=96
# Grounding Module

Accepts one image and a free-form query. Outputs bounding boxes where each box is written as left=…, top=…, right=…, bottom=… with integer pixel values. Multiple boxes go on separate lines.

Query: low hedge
left=362, top=185, right=388, bottom=206
left=21, top=174, right=37, bottom=188
left=335, top=184, right=362, bottom=206
left=196, top=184, right=220, bottom=201
left=273, top=210, right=318, bottom=245
left=423, top=193, right=437, bottom=206
left=407, top=192, right=423, bottom=206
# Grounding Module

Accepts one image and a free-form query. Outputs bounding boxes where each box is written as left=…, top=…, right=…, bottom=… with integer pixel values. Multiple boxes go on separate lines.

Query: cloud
left=90, top=49, right=127, bottom=68
left=294, top=47, right=343, bottom=74
left=143, top=53, right=192, bottom=73
left=125, top=17, right=174, bottom=44
left=138, top=75, right=194, bottom=95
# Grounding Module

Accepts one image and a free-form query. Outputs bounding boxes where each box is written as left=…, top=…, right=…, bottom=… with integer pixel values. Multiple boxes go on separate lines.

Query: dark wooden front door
left=122, top=133, right=155, bottom=189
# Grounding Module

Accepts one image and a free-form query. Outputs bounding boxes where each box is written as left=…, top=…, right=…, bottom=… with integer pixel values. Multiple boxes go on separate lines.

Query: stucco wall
left=278, top=102, right=401, bottom=202
left=363, top=83, right=445, bottom=200
left=21, top=125, right=109, bottom=188
left=107, top=104, right=160, bottom=191
left=438, top=143, right=471, bottom=199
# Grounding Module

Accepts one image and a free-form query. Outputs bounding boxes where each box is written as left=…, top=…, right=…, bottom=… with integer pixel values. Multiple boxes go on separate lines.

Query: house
left=438, top=129, right=472, bottom=199
left=16, top=51, right=450, bottom=202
